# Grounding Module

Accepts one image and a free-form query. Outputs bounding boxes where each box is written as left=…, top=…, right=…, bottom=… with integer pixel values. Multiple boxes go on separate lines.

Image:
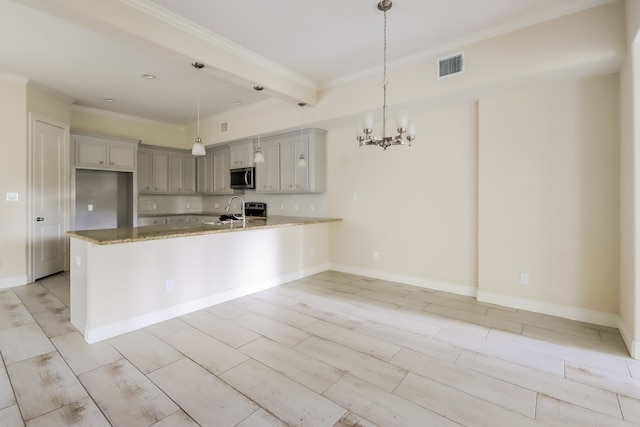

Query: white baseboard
left=84, top=264, right=328, bottom=343
left=328, top=264, right=477, bottom=297
left=476, top=290, right=619, bottom=328
left=329, top=263, right=621, bottom=330
left=618, top=319, right=640, bottom=359
left=0, top=275, right=28, bottom=289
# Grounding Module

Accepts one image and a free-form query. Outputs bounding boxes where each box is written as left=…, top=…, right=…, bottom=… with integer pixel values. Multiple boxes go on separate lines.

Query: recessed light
left=103, top=97, right=115, bottom=102
left=141, top=73, right=157, bottom=79
left=233, top=101, right=242, bottom=105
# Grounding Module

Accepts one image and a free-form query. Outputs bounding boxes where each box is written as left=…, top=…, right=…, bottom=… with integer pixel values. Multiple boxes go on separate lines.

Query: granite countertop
left=66, top=216, right=341, bottom=245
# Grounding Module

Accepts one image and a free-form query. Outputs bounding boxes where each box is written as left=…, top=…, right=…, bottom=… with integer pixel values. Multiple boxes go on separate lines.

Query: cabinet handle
left=110, top=162, right=114, bottom=165
left=99, top=161, right=104, bottom=164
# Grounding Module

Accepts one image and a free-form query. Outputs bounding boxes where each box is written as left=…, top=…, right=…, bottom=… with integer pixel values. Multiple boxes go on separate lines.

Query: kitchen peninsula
left=67, top=216, right=340, bottom=343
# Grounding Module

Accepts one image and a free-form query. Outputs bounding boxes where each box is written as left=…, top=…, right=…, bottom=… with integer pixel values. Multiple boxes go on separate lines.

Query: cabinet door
left=294, top=138, right=309, bottom=191
left=75, top=137, right=107, bottom=167
left=279, top=139, right=296, bottom=191
left=183, top=156, right=197, bottom=193
left=107, top=143, right=136, bottom=170
left=256, top=142, right=280, bottom=192
left=137, top=150, right=152, bottom=192
left=169, top=154, right=184, bottom=192
left=229, top=142, right=254, bottom=168
left=152, top=152, right=169, bottom=192
left=213, top=149, right=232, bottom=194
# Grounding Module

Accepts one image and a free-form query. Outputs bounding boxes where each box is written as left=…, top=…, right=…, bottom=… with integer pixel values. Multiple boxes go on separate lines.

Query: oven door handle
left=244, top=171, right=250, bottom=186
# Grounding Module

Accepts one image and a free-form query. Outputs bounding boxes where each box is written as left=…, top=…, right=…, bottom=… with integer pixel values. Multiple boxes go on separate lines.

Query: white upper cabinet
left=73, top=133, right=138, bottom=171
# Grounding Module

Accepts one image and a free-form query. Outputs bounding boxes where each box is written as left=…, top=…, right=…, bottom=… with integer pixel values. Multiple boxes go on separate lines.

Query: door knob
left=36, top=217, right=44, bottom=222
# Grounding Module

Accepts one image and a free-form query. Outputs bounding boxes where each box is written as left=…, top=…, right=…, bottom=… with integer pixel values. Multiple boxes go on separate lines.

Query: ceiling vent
left=438, top=52, right=464, bottom=79
left=220, top=121, right=229, bottom=133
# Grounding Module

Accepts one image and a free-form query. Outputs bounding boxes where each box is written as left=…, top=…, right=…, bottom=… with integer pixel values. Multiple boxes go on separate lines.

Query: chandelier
left=357, top=0, right=415, bottom=149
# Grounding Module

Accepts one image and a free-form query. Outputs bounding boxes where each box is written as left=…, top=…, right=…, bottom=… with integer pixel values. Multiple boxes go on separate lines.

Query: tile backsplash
left=138, top=192, right=326, bottom=217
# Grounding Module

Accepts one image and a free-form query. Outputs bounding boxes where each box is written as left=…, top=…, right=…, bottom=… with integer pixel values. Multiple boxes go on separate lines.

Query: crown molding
left=122, top=0, right=316, bottom=90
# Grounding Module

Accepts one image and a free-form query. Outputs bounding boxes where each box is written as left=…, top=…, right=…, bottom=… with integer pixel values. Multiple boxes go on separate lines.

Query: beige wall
left=0, top=77, right=28, bottom=286
left=326, top=104, right=478, bottom=294
left=71, top=107, right=186, bottom=149
left=478, top=74, right=619, bottom=318
left=620, top=0, right=640, bottom=357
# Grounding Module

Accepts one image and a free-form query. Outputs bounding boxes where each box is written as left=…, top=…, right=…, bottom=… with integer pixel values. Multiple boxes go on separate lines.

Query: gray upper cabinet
left=256, top=128, right=326, bottom=194
left=229, top=141, right=254, bottom=168
left=255, top=141, right=280, bottom=192
left=196, top=146, right=232, bottom=195
left=73, top=133, right=138, bottom=171
left=138, top=147, right=197, bottom=194
left=169, top=153, right=197, bottom=193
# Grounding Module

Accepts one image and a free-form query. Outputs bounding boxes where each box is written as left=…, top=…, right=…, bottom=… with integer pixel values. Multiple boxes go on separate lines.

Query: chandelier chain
left=382, top=9, right=388, bottom=88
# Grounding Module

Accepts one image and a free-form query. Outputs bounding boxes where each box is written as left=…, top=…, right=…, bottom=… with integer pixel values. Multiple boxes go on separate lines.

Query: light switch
left=5, top=192, right=18, bottom=202
left=87, top=204, right=94, bottom=212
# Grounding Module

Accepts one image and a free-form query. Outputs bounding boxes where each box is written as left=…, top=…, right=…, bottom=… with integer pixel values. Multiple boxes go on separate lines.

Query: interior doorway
left=30, top=116, right=67, bottom=281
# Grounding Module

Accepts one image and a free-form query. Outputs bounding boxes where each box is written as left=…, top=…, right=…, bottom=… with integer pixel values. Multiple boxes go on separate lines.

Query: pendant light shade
left=191, top=62, right=206, bottom=156
left=192, top=137, right=206, bottom=156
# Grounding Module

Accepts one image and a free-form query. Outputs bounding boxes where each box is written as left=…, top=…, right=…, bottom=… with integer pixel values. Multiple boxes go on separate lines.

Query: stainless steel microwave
left=230, top=167, right=255, bottom=189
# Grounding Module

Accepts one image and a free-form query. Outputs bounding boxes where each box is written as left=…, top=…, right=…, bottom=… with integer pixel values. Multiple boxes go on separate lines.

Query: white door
left=32, top=118, right=67, bottom=280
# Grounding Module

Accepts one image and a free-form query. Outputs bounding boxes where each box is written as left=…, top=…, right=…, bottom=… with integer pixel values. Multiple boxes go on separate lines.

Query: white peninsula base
left=70, top=223, right=330, bottom=343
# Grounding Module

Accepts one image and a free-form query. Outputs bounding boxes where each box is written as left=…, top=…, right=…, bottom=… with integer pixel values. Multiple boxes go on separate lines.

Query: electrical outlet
left=165, top=279, right=175, bottom=292
left=373, top=251, right=380, bottom=261
left=87, top=204, right=93, bottom=212
left=310, top=204, right=315, bottom=212
left=310, top=248, right=316, bottom=257
left=280, top=204, right=285, bottom=211
left=294, top=204, right=299, bottom=211
left=215, top=203, right=219, bottom=209
left=187, top=203, right=191, bottom=209
left=152, top=203, right=157, bottom=210
left=519, top=272, right=530, bottom=285
left=75, top=256, right=81, bottom=266
left=353, top=193, right=358, bottom=201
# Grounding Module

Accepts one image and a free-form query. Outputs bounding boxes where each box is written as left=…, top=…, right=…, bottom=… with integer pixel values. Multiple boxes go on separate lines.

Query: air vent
left=438, top=52, right=464, bottom=79
left=220, top=121, right=229, bottom=133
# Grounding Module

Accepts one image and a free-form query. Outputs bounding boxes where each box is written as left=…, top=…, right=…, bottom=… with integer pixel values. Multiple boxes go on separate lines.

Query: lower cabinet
left=138, top=217, right=168, bottom=226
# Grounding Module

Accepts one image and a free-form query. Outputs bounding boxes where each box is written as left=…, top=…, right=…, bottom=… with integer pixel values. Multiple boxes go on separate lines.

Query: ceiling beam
left=16, top=0, right=317, bottom=106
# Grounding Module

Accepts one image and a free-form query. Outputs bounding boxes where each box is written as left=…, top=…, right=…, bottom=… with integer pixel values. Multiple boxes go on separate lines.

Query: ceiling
left=0, top=0, right=613, bottom=126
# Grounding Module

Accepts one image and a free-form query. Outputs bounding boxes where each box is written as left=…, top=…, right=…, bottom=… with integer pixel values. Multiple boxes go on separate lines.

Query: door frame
left=27, top=113, right=70, bottom=283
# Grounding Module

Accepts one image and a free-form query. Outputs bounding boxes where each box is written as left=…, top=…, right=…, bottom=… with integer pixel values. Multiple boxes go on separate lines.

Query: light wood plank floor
left=0, top=270, right=639, bottom=426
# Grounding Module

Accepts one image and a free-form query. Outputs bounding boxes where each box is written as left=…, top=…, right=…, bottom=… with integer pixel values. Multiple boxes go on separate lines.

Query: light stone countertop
left=66, top=216, right=341, bottom=245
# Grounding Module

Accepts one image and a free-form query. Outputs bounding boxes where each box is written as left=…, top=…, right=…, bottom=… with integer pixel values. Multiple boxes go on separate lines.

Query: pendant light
left=297, top=102, right=307, bottom=168
left=191, top=62, right=206, bottom=156
left=253, top=134, right=265, bottom=163
left=356, top=1, right=416, bottom=150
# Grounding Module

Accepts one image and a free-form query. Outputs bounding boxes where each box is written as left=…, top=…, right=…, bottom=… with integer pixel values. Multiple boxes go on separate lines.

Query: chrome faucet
left=225, top=195, right=246, bottom=228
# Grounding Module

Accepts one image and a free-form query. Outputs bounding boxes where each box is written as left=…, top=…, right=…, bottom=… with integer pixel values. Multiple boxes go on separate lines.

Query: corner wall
left=0, top=77, right=28, bottom=287
left=477, top=74, right=620, bottom=325
left=619, top=0, right=640, bottom=358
